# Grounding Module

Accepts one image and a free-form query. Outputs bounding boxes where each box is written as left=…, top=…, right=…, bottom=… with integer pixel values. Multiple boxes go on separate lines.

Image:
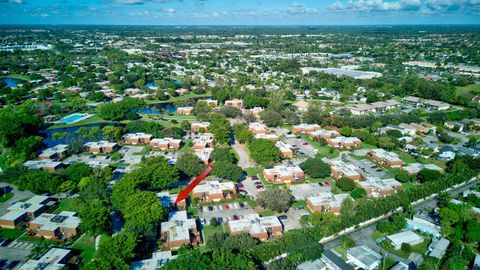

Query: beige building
left=329, top=160, right=362, bottom=181
left=326, top=136, right=362, bottom=149
left=0, top=196, right=54, bottom=229
left=28, top=211, right=80, bottom=240
left=224, top=99, right=244, bottom=108
left=149, top=138, right=182, bottom=150
left=308, top=129, right=340, bottom=140
left=263, top=165, right=304, bottom=184
left=160, top=211, right=199, bottom=250
left=122, top=133, right=153, bottom=145
left=191, top=122, right=210, bottom=133
left=176, top=106, right=194, bottom=115
left=227, top=214, right=283, bottom=241
left=192, top=181, right=236, bottom=202
left=292, top=124, right=320, bottom=134
left=306, top=192, right=350, bottom=214
left=275, top=141, right=294, bottom=158
left=249, top=122, right=269, bottom=135
left=83, top=141, right=119, bottom=154
left=356, top=177, right=403, bottom=198
left=368, top=149, right=404, bottom=168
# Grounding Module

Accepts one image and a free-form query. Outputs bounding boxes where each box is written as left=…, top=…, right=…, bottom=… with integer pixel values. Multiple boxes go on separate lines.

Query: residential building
left=326, top=136, right=362, bottom=149
left=426, top=237, right=450, bottom=260
left=176, top=106, right=193, bottom=115
left=289, top=183, right=331, bottom=200
left=28, top=211, right=80, bottom=240
left=192, top=181, right=236, bottom=202
left=368, top=149, right=404, bottom=168
left=263, top=165, right=305, bottom=184
left=224, top=99, right=244, bottom=108
left=38, top=144, right=68, bottom=160
left=292, top=123, right=320, bottom=134
left=192, top=133, right=214, bottom=150
left=0, top=196, right=55, bottom=229
left=297, top=259, right=327, bottom=270
left=398, top=123, right=417, bottom=136
left=199, top=99, right=218, bottom=106
left=306, top=192, right=350, bottom=214
left=156, top=191, right=186, bottom=210
left=175, top=88, right=189, bottom=96
left=248, top=122, right=269, bottom=135
left=308, top=129, right=340, bottom=140
left=24, top=159, right=64, bottom=172
left=321, top=249, right=355, bottom=270
left=191, top=122, right=210, bottom=133
left=122, top=132, right=153, bottom=145
left=149, top=138, right=182, bottom=150
left=357, top=177, right=403, bottom=198
left=403, top=96, right=450, bottom=110
left=244, top=107, right=264, bottom=117
left=390, top=262, right=409, bottom=270
left=275, top=141, right=294, bottom=158
left=160, top=211, right=199, bottom=250
left=83, top=141, right=119, bottom=154
left=329, top=160, right=362, bottom=181
left=254, top=133, right=280, bottom=141
left=347, top=245, right=382, bottom=270
left=19, top=248, right=73, bottom=270
left=346, top=99, right=400, bottom=115
left=386, top=231, right=424, bottom=250
left=402, top=163, right=444, bottom=175
left=227, top=214, right=282, bottom=241
left=130, top=251, right=177, bottom=270
left=194, top=148, right=214, bottom=164
left=292, top=100, right=309, bottom=112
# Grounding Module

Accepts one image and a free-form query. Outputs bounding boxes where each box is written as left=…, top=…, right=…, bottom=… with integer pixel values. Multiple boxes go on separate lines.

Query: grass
left=258, top=209, right=275, bottom=217
left=397, top=152, right=417, bottom=164
left=71, top=233, right=97, bottom=265
left=0, top=192, right=14, bottom=203
left=179, top=140, right=192, bottom=153
left=163, top=114, right=198, bottom=121
left=48, top=115, right=108, bottom=129
left=380, top=258, right=398, bottom=270
left=0, top=228, right=25, bottom=239
left=418, top=157, right=447, bottom=169
left=383, top=237, right=432, bottom=258
left=333, top=246, right=348, bottom=260
left=18, top=235, right=60, bottom=245
left=244, top=167, right=263, bottom=177
left=0, top=74, right=30, bottom=80
left=455, top=84, right=480, bottom=96
left=187, top=205, right=199, bottom=217
left=52, top=198, right=76, bottom=214
left=301, top=135, right=339, bottom=158
left=202, top=224, right=224, bottom=241
left=236, top=195, right=258, bottom=208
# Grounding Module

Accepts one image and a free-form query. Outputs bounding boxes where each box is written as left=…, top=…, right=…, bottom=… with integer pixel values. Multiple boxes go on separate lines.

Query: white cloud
left=329, top=0, right=421, bottom=11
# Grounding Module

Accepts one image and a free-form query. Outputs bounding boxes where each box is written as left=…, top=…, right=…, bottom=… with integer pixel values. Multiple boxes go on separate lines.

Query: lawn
left=291, top=200, right=307, bottom=209
left=71, top=233, right=97, bottom=265
left=301, top=135, right=339, bottom=158
left=52, top=198, right=76, bottom=214
left=0, top=192, right=14, bottom=203
left=48, top=115, right=108, bottom=129
left=397, top=152, right=417, bottom=164
left=162, top=114, right=198, bottom=122
left=455, top=84, right=480, bottom=96
left=383, top=237, right=432, bottom=258
left=179, top=140, right=192, bottom=153
left=418, top=157, right=447, bottom=169
left=202, top=224, right=224, bottom=242
left=258, top=209, right=275, bottom=217
left=0, top=228, right=25, bottom=239
left=0, top=74, right=30, bottom=80
left=244, top=167, right=263, bottom=177
left=236, top=195, right=258, bottom=208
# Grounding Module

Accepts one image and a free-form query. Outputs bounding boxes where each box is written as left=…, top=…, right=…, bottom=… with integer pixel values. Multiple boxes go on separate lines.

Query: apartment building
left=254, top=133, right=280, bottom=141
left=244, top=107, right=264, bottom=117
left=308, top=129, right=340, bottom=140
left=149, top=138, right=182, bottom=150
left=329, top=160, right=362, bottom=181
left=24, top=159, right=64, bottom=172
left=199, top=99, right=218, bottom=106
left=227, top=214, right=283, bottom=241
left=327, top=136, right=362, bottom=149
left=38, top=144, right=68, bottom=160
left=402, top=163, right=444, bottom=175
left=122, top=132, right=153, bottom=145
left=275, top=141, right=294, bottom=158
left=356, top=177, right=403, bottom=198
left=83, top=141, right=119, bottom=154
left=192, top=181, right=236, bottom=202
left=249, top=122, right=269, bottom=135
left=368, top=149, right=404, bottom=168
left=403, top=96, right=450, bottom=111
left=306, top=192, right=350, bottom=214
left=160, top=211, right=199, bottom=250
left=194, top=148, right=214, bottom=164
left=347, top=99, right=400, bottom=115
left=224, top=99, right=244, bottom=108
left=19, top=248, right=73, bottom=270
left=0, top=196, right=54, bottom=229
left=192, top=133, right=214, bottom=150
left=191, top=122, right=210, bottom=133
left=176, top=106, right=194, bottom=115
left=292, top=124, right=321, bottom=134
left=263, top=165, right=305, bottom=184
left=28, top=211, right=80, bottom=240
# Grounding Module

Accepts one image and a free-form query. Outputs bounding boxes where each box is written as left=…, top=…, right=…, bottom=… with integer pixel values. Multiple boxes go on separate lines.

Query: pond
left=0, top=77, right=21, bottom=88
left=41, top=122, right=120, bottom=148
left=146, top=79, right=182, bottom=88
left=136, top=103, right=177, bottom=114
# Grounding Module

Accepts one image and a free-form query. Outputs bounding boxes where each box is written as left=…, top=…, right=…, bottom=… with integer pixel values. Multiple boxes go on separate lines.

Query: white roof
left=39, top=144, right=68, bottom=158
left=370, top=149, right=402, bottom=163
left=347, top=245, right=381, bottom=268
left=161, top=211, right=196, bottom=242
left=24, top=159, right=62, bottom=170
left=387, top=231, right=423, bottom=246
left=264, top=165, right=303, bottom=177
left=30, top=211, right=80, bottom=231
left=150, top=138, right=181, bottom=144
left=275, top=141, right=292, bottom=153
left=328, top=136, right=361, bottom=144
left=83, top=141, right=117, bottom=148
left=130, top=251, right=177, bottom=270
left=402, top=163, right=443, bottom=174
left=329, top=160, right=361, bottom=177
left=192, top=181, right=235, bottom=194
left=228, top=214, right=281, bottom=235
left=19, top=248, right=71, bottom=270
left=307, top=192, right=349, bottom=209
left=123, top=133, right=153, bottom=139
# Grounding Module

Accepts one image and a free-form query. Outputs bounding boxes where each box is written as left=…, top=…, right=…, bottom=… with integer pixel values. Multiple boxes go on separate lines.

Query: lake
left=41, top=122, right=120, bottom=148
left=136, top=103, right=177, bottom=114
left=0, top=77, right=20, bottom=88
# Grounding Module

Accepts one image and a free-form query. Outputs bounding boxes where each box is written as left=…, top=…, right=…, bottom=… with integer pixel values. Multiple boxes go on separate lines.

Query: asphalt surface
left=232, top=141, right=253, bottom=169
left=0, top=185, right=34, bottom=214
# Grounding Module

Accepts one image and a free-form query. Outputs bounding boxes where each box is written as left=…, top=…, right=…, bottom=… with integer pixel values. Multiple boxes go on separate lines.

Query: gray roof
left=322, top=249, right=354, bottom=270
left=347, top=245, right=382, bottom=268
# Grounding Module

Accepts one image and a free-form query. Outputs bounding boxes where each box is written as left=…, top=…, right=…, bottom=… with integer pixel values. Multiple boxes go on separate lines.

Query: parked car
left=322, top=182, right=330, bottom=186
left=239, top=190, right=248, bottom=196
left=296, top=135, right=301, bottom=139
left=200, top=218, right=207, bottom=226
left=303, top=142, right=309, bottom=145
left=216, top=217, right=223, bottom=224
left=232, top=215, right=239, bottom=220
left=223, top=205, right=230, bottom=210
left=255, top=185, right=264, bottom=189
left=0, top=238, right=12, bottom=247
left=197, top=205, right=203, bottom=212
left=239, top=202, right=245, bottom=208
left=253, top=181, right=263, bottom=185
left=278, top=215, right=288, bottom=220
left=236, top=183, right=245, bottom=189
left=296, top=206, right=305, bottom=210
left=251, top=175, right=259, bottom=180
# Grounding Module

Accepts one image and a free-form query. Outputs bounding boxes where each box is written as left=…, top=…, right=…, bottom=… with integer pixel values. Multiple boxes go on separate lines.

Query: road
left=232, top=141, right=253, bottom=169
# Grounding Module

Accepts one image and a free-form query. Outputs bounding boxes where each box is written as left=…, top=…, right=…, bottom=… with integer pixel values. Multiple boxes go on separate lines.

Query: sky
left=0, top=0, right=479, bottom=25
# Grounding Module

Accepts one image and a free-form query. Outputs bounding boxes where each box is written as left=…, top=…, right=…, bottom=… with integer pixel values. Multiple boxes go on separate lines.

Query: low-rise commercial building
left=194, top=148, right=214, bottom=164
left=24, top=159, right=64, bottom=172
left=403, top=96, right=450, bottom=111
left=263, top=165, right=305, bottom=184
left=160, top=211, right=199, bottom=250
left=306, top=192, right=350, bottom=214
left=83, top=141, right=119, bottom=154
left=227, top=214, right=282, bottom=241
left=130, top=251, right=177, bottom=270
left=329, top=160, right=362, bottom=181
left=192, top=181, right=236, bottom=202
left=275, top=141, right=294, bottom=158
left=347, top=245, right=382, bottom=270
left=0, top=195, right=54, bottom=229
left=327, top=136, right=362, bottom=149
left=28, top=211, right=80, bottom=240
left=249, top=122, right=269, bottom=135
left=149, top=138, right=182, bottom=150
left=368, top=149, right=404, bottom=168
left=402, top=163, right=444, bottom=175
left=308, top=129, right=340, bottom=140
left=254, top=133, right=280, bottom=141
left=192, top=133, right=214, bottom=150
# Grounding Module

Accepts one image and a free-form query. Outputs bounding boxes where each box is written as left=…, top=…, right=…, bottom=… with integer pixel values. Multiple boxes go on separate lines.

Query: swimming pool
left=57, top=113, right=91, bottom=124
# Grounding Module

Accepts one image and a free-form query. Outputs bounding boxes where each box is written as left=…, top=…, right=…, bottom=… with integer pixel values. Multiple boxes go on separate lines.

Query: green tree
left=336, top=178, right=356, bottom=192
left=76, top=199, right=111, bottom=235
left=248, top=139, right=282, bottom=167
left=211, top=161, right=243, bottom=181
left=86, top=232, right=138, bottom=270
left=256, top=189, right=293, bottom=212
left=123, top=191, right=167, bottom=227
left=64, top=163, right=93, bottom=183
left=417, top=169, right=442, bottom=183
left=260, top=109, right=283, bottom=127
left=299, top=158, right=330, bottom=178
left=350, top=188, right=367, bottom=199
left=175, top=153, right=206, bottom=177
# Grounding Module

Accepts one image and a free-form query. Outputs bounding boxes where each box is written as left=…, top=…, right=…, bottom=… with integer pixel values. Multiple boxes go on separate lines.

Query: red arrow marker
left=175, top=163, right=214, bottom=203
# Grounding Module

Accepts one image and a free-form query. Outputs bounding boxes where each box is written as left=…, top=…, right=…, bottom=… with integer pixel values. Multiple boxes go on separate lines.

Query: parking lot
left=344, top=154, right=387, bottom=179
left=198, top=202, right=257, bottom=225
left=280, top=208, right=310, bottom=231
left=239, top=176, right=264, bottom=199
left=284, top=136, right=318, bottom=158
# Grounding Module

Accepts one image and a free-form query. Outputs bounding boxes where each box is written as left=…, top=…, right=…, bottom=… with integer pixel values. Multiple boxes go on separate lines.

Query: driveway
left=232, top=142, right=253, bottom=169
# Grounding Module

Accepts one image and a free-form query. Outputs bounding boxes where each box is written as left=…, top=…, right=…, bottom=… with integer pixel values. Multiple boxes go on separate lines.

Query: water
left=146, top=79, right=182, bottom=88
left=57, top=113, right=87, bottom=124
left=41, top=123, right=120, bottom=148
left=0, top=77, right=20, bottom=88
left=137, top=103, right=177, bottom=114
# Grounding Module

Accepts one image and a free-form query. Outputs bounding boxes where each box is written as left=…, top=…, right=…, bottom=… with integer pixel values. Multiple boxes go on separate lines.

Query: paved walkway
left=232, top=141, right=253, bottom=169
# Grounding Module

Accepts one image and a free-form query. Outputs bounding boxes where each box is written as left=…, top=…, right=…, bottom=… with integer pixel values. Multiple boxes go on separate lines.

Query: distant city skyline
left=0, top=0, right=479, bottom=25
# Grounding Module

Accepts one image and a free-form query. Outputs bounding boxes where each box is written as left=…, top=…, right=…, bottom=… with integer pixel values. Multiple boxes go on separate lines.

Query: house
left=444, top=121, right=465, bottom=131
left=329, top=160, right=362, bottom=181
left=130, top=251, right=177, bottom=270
left=297, top=259, right=327, bottom=270
left=176, top=106, right=193, bottom=115
left=402, top=163, right=444, bottom=175
left=18, top=248, right=73, bottom=270
left=199, top=99, right=218, bottom=106
left=227, top=214, right=282, bottom=241
left=402, top=96, right=450, bottom=110
left=386, top=231, right=424, bottom=250
left=306, top=192, right=350, bottom=214
left=292, top=100, right=309, bottom=112
left=398, top=123, right=417, bottom=136
left=28, top=211, right=80, bottom=240
left=326, top=136, right=362, bottom=149
left=38, top=144, right=68, bottom=160
left=321, top=249, right=355, bottom=270
left=191, top=122, right=210, bottom=133
left=194, top=148, right=214, bottom=164
left=125, top=88, right=141, bottom=95
left=346, top=99, right=400, bottom=115
left=275, top=141, right=294, bottom=158
left=368, top=149, right=404, bottom=168
left=24, top=159, right=64, bottom=172
left=292, top=124, right=320, bottom=134
left=160, top=211, right=199, bottom=250
left=308, top=129, right=340, bottom=140
left=192, top=133, right=214, bottom=150
left=426, top=238, right=450, bottom=260
left=224, top=99, right=244, bottom=108
left=263, top=165, right=305, bottom=184
left=356, top=177, right=403, bottom=198
left=149, top=138, right=182, bottom=150
left=249, top=122, right=269, bottom=135
left=122, top=133, right=153, bottom=145
left=83, top=141, right=119, bottom=154
left=0, top=196, right=54, bottom=229
left=175, top=88, right=189, bottom=96
left=347, top=245, right=382, bottom=270
left=192, top=181, right=236, bottom=202
left=439, top=146, right=456, bottom=161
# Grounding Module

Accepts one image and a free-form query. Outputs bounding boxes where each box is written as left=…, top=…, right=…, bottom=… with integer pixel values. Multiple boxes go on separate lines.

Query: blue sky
left=0, top=0, right=479, bottom=25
